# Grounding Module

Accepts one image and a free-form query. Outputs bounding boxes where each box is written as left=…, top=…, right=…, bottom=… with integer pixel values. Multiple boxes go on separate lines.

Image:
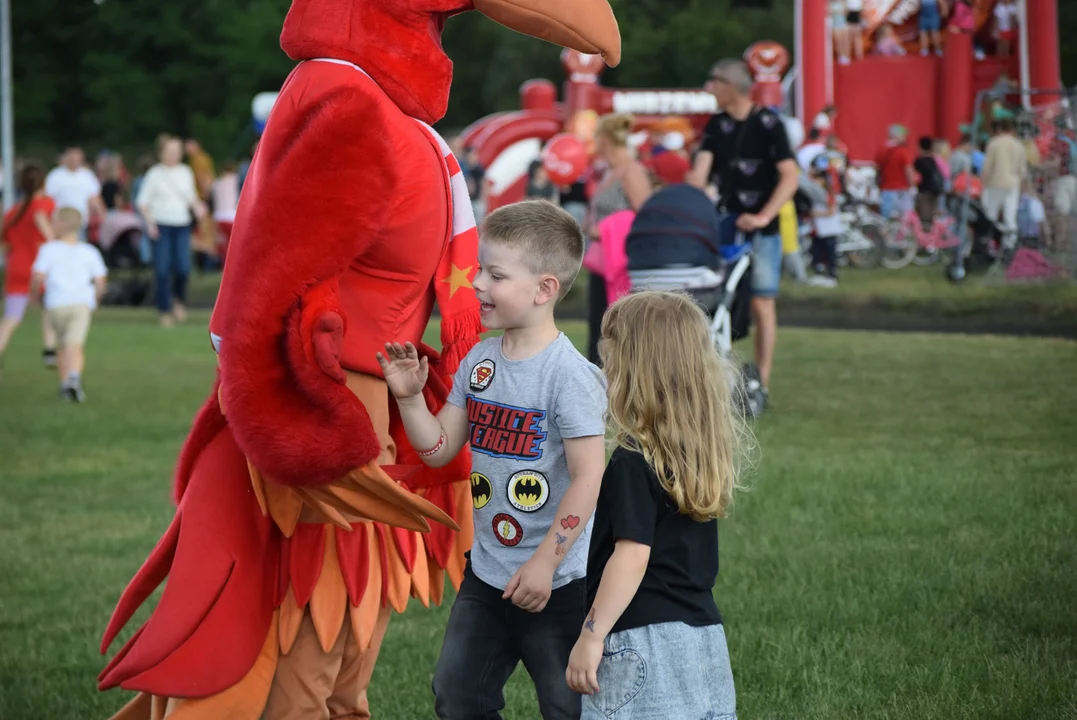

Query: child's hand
left=502, top=556, right=555, bottom=612
left=376, top=342, right=429, bottom=401
left=566, top=635, right=603, bottom=695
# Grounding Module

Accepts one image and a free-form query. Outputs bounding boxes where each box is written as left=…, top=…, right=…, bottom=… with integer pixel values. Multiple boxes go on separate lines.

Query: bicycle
left=879, top=205, right=962, bottom=269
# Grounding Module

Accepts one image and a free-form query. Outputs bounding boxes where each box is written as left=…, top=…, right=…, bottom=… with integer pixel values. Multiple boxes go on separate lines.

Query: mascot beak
left=473, top=0, right=621, bottom=67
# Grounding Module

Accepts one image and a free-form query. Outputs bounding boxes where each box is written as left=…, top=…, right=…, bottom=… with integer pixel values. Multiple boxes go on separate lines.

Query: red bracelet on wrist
left=416, top=431, right=446, bottom=457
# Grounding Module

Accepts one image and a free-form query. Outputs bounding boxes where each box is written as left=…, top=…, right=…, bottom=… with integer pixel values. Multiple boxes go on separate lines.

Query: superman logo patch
left=469, top=359, right=496, bottom=392
left=507, top=470, right=549, bottom=513
left=471, top=472, right=492, bottom=510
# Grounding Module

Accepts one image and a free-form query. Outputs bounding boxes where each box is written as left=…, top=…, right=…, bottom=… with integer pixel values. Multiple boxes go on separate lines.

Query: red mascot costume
left=97, top=2, right=620, bottom=719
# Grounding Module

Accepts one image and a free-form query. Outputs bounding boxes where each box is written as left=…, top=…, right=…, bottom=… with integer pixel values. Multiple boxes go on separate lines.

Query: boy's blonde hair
left=600, top=291, right=753, bottom=520
left=53, top=207, right=83, bottom=238
left=481, top=200, right=584, bottom=300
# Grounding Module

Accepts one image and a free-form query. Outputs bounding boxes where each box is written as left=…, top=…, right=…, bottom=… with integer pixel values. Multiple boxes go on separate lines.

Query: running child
left=566, top=291, right=750, bottom=720
left=0, top=163, right=56, bottom=380
left=378, top=200, right=608, bottom=720
left=30, top=207, right=107, bottom=402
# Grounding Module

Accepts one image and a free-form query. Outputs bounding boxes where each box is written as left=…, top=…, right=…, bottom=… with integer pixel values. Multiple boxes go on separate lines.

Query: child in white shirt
left=30, top=206, right=107, bottom=402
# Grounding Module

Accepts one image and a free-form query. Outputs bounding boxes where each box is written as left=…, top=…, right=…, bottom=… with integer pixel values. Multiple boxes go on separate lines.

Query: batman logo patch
left=471, top=472, right=492, bottom=510
left=507, top=470, right=549, bottom=513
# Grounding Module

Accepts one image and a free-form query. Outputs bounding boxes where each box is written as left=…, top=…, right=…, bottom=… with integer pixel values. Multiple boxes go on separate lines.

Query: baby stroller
left=623, top=184, right=765, bottom=418
left=95, top=211, right=152, bottom=306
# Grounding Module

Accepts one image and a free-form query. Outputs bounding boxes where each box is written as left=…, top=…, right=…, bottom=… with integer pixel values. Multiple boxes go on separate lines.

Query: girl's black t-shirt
left=586, top=447, right=722, bottom=634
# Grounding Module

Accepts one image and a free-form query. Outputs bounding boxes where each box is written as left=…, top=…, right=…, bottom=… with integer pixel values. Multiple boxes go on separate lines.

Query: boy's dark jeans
left=811, top=235, right=838, bottom=277
left=433, top=561, right=587, bottom=719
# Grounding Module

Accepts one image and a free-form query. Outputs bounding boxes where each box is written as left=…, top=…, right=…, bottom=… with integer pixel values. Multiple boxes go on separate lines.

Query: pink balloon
left=542, top=134, right=589, bottom=185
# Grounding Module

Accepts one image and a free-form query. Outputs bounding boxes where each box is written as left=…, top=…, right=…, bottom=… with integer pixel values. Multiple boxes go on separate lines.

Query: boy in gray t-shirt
left=447, top=332, right=605, bottom=591
left=379, top=201, right=607, bottom=719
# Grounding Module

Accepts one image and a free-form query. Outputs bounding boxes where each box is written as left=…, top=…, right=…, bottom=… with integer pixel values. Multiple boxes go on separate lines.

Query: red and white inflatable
left=464, top=49, right=727, bottom=211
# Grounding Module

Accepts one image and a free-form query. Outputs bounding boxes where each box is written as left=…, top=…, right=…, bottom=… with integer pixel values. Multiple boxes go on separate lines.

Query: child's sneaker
left=61, top=374, right=86, bottom=403
left=67, top=377, right=86, bottom=403
left=808, top=274, right=839, bottom=288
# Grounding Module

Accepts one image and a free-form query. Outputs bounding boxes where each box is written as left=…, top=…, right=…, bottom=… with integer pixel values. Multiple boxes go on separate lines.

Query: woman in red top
left=0, top=164, right=55, bottom=374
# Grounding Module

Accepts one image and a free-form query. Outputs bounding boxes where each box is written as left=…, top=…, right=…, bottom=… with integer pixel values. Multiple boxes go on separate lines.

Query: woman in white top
left=136, top=134, right=206, bottom=327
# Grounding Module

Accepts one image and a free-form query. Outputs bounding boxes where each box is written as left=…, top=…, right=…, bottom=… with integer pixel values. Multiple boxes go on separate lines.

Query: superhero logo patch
left=492, top=513, right=523, bottom=547
left=471, top=472, right=492, bottom=510
left=469, top=359, right=496, bottom=392
left=507, top=470, right=549, bottom=513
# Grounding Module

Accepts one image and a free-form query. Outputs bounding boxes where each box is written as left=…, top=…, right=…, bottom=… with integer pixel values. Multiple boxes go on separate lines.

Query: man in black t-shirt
left=688, top=58, right=799, bottom=402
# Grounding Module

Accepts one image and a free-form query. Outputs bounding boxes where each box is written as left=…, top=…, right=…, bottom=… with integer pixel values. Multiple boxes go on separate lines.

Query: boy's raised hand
left=376, top=342, right=429, bottom=401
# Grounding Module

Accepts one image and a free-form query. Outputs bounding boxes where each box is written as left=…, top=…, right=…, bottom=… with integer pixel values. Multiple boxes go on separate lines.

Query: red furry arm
left=213, top=68, right=398, bottom=487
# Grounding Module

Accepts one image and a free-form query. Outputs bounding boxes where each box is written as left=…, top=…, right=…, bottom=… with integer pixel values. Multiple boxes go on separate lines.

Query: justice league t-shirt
left=447, top=333, right=607, bottom=591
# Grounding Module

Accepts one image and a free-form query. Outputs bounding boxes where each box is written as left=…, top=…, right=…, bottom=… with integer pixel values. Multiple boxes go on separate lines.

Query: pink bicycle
left=880, top=206, right=962, bottom=269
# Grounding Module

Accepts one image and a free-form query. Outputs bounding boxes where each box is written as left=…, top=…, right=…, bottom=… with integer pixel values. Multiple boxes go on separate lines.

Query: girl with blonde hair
left=567, top=290, right=750, bottom=719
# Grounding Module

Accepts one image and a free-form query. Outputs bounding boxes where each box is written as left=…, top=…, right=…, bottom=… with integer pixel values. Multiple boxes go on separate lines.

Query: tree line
left=13, top=0, right=1075, bottom=162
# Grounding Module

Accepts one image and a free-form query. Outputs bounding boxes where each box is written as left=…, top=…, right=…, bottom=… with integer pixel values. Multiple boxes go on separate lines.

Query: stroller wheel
left=945, top=262, right=966, bottom=283
left=735, top=363, right=766, bottom=418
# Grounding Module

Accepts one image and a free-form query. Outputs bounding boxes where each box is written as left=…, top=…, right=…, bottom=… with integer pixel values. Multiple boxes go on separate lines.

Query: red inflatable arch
left=468, top=49, right=725, bottom=212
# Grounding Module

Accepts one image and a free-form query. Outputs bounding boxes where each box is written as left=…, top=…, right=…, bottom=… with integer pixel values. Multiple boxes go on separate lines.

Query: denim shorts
left=920, top=2, right=941, bottom=31
left=880, top=189, right=913, bottom=220
left=581, top=622, right=736, bottom=720
left=750, top=232, right=782, bottom=298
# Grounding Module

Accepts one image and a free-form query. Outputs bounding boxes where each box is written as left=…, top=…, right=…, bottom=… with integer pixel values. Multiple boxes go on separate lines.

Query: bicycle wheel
left=846, top=223, right=883, bottom=268
left=911, top=246, right=940, bottom=265
left=879, top=220, right=916, bottom=269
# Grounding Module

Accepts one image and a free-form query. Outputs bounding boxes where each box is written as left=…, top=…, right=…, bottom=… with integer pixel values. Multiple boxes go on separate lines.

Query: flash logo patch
left=492, top=513, right=523, bottom=547
left=469, top=359, right=496, bottom=392
left=507, top=470, right=549, bottom=513
left=471, top=472, right=492, bottom=510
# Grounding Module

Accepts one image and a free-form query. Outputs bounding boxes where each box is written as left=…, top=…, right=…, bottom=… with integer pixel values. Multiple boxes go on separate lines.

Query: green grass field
left=179, top=264, right=1077, bottom=323
left=1, top=309, right=1075, bottom=719
left=780, top=264, right=1077, bottom=321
